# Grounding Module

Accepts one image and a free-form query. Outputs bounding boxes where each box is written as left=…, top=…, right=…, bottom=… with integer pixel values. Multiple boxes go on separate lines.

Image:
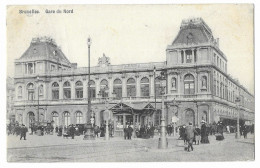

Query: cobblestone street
left=7, top=133, right=254, bottom=162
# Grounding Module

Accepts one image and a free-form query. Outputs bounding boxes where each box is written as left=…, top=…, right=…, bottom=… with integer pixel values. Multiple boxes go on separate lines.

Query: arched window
left=201, top=76, right=207, bottom=90
left=76, top=111, right=83, bottom=124
left=184, top=74, right=195, bottom=94
left=171, top=77, right=177, bottom=90
left=113, top=79, right=122, bottom=99
left=18, top=86, right=22, bottom=99
left=27, top=83, right=35, bottom=100
left=100, top=79, right=109, bottom=98
left=89, top=80, right=96, bottom=99
left=75, top=81, right=83, bottom=99
left=127, top=78, right=136, bottom=97
left=52, top=112, right=59, bottom=127
left=52, top=82, right=59, bottom=100
left=140, top=77, right=150, bottom=97
left=63, top=81, right=71, bottom=99
left=64, top=111, right=70, bottom=126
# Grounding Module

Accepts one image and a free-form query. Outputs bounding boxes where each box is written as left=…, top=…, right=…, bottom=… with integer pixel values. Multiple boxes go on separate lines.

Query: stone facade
left=13, top=18, right=254, bottom=131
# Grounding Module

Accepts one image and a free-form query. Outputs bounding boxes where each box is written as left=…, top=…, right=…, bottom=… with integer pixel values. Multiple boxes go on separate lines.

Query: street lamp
left=158, top=71, right=168, bottom=149
left=84, top=36, right=95, bottom=140
left=235, top=97, right=240, bottom=139
left=37, top=75, right=40, bottom=126
left=87, top=36, right=92, bottom=124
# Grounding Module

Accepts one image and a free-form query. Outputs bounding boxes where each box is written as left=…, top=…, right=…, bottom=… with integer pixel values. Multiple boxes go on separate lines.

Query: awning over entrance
left=109, top=102, right=156, bottom=115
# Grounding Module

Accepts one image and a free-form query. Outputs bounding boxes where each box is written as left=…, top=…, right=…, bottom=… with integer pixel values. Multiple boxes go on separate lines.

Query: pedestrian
left=100, top=124, right=105, bottom=137
left=201, top=120, right=209, bottom=143
left=70, top=124, right=75, bottom=139
left=194, top=125, right=201, bottom=145
left=185, top=122, right=197, bottom=152
left=55, top=126, right=58, bottom=133
left=243, top=125, right=248, bottom=139
left=216, top=121, right=224, bottom=140
left=123, top=125, right=128, bottom=140
left=94, top=125, right=100, bottom=138
left=127, top=124, right=133, bottom=140
left=20, top=124, right=28, bottom=140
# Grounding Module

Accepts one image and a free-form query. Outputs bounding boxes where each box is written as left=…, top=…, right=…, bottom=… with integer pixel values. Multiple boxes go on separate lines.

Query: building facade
left=7, top=77, right=15, bottom=124
left=13, top=18, right=254, bottom=134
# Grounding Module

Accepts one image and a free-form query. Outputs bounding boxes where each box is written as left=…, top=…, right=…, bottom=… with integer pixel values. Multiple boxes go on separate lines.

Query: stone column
left=192, top=49, right=195, bottom=63
left=136, top=76, right=140, bottom=98
left=59, top=80, right=63, bottom=100
left=150, top=74, right=154, bottom=97
left=123, top=114, right=126, bottom=128
left=122, top=77, right=127, bottom=98
left=71, top=80, right=75, bottom=99
left=183, top=50, right=186, bottom=63
left=109, top=77, right=113, bottom=98
left=23, top=112, right=27, bottom=126
left=95, top=78, right=100, bottom=98
left=83, top=78, right=87, bottom=99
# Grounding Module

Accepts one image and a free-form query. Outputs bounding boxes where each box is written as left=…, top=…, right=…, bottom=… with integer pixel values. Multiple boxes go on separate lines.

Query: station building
left=13, top=18, right=254, bottom=134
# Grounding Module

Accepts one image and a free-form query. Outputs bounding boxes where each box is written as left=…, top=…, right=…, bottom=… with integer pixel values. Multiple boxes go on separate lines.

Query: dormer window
left=33, top=48, right=37, bottom=54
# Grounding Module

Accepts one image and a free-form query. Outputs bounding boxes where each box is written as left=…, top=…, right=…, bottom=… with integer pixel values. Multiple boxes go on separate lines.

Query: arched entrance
left=184, top=109, right=195, bottom=125
left=27, top=112, right=35, bottom=128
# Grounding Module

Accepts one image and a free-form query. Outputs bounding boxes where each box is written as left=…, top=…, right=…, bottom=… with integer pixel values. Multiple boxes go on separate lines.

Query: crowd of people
left=177, top=120, right=254, bottom=152
left=7, top=120, right=254, bottom=146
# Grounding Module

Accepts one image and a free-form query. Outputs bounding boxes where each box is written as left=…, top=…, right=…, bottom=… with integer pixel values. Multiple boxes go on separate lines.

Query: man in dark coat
left=185, top=122, right=197, bottom=152
left=20, top=124, right=28, bottom=140
left=70, top=125, right=76, bottom=139
left=127, top=125, right=133, bottom=140
left=123, top=125, right=128, bottom=140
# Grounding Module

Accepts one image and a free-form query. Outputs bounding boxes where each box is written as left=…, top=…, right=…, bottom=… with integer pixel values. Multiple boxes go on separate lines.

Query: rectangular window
left=113, top=87, right=122, bottom=99
left=76, top=89, right=83, bottom=99
left=63, top=89, right=71, bottom=99
left=52, top=90, right=59, bottom=100
left=186, top=50, right=192, bottom=63
left=89, top=88, right=96, bottom=99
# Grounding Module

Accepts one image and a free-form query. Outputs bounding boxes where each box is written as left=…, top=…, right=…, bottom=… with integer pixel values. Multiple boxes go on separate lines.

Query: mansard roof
left=16, top=37, right=71, bottom=65
left=172, top=18, right=214, bottom=45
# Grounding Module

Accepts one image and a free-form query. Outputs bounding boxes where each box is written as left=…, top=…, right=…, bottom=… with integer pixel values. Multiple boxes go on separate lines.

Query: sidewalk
left=7, top=132, right=254, bottom=149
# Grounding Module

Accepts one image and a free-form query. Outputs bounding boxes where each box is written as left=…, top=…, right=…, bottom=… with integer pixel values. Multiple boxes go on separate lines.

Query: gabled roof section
left=172, top=18, right=214, bottom=45
left=17, top=37, right=71, bottom=65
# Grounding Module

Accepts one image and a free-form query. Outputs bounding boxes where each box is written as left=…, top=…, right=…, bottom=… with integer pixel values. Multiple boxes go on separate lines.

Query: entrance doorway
left=27, top=112, right=35, bottom=128
left=184, top=109, right=195, bottom=125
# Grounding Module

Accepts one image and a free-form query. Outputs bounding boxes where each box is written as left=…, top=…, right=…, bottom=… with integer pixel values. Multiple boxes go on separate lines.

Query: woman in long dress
left=200, top=121, right=209, bottom=143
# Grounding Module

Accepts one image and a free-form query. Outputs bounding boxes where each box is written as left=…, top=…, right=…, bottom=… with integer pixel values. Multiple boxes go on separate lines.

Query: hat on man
left=201, top=120, right=205, bottom=123
left=189, top=122, right=192, bottom=125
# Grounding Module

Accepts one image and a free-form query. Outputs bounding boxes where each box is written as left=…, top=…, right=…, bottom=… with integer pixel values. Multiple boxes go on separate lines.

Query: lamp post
left=37, top=76, right=40, bottom=126
left=235, top=97, right=240, bottom=139
left=158, top=71, right=168, bottom=149
left=84, top=36, right=94, bottom=140
left=87, top=36, right=92, bottom=124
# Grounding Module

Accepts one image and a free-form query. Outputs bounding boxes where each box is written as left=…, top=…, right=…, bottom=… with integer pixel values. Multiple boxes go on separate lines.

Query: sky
left=6, top=4, right=254, bottom=94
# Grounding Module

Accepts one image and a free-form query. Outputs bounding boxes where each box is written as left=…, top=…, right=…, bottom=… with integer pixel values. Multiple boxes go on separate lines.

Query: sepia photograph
left=5, top=4, right=255, bottom=163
